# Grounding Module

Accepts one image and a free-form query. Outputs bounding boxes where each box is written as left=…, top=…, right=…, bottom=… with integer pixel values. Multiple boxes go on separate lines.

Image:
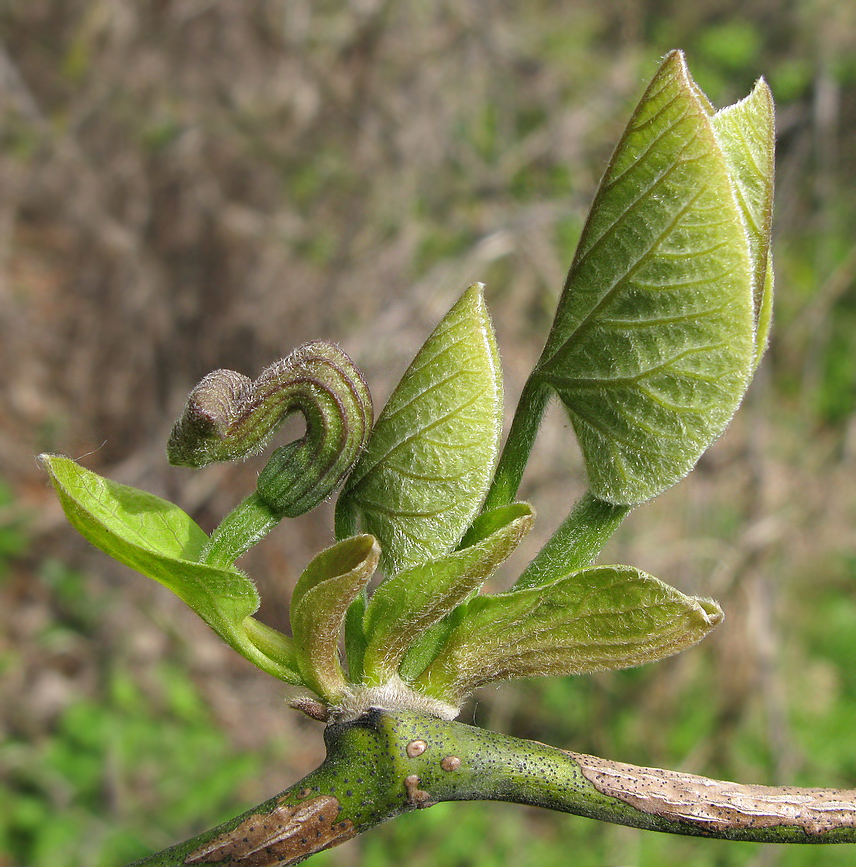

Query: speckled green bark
left=126, top=710, right=856, bottom=866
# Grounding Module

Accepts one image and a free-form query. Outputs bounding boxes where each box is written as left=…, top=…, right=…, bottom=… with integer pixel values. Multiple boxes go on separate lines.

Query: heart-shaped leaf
left=337, top=283, right=503, bottom=575
left=416, top=564, right=723, bottom=705
left=535, top=51, right=759, bottom=505
left=41, top=454, right=301, bottom=683
left=290, top=534, right=380, bottom=701
left=361, top=502, right=534, bottom=684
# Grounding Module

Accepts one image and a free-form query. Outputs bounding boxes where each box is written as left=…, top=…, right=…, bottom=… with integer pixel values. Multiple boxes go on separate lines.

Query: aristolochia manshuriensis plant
left=42, top=52, right=856, bottom=866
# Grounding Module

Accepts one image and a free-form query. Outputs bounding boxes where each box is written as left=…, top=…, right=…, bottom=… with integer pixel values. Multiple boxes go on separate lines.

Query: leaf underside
left=536, top=50, right=757, bottom=505
left=710, top=77, right=775, bottom=368
left=417, top=564, right=723, bottom=704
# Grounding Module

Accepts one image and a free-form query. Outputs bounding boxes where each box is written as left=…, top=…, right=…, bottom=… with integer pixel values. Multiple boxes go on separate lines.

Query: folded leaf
left=416, top=564, right=723, bottom=705
left=710, top=78, right=775, bottom=367
left=361, top=502, right=534, bottom=684
left=41, top=454, right=301, bottom=683
left=535, top=50, right=756, bottom=505
left=290, top=535, right=380, bottom=701
left=337, top=283, right=503, bottom=575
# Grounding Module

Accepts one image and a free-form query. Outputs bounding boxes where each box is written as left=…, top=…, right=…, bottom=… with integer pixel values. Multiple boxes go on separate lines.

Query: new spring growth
left=168, top=340, right=373, bottom=518
left=43, top=52, right=769, bottom=720
left=485, top=51, right=775, bottom=513
left=534, top=52, right=774, bottom=505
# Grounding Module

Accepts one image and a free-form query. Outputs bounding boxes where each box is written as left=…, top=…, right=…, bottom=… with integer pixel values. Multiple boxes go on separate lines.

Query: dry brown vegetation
left=2, top=2, right=856, bottom=865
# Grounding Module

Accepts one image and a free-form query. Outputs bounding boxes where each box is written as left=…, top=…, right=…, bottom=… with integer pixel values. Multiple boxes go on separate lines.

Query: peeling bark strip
left=184, top=795, right=356, bottom=866
left=572, top=752, right=856, bottom=836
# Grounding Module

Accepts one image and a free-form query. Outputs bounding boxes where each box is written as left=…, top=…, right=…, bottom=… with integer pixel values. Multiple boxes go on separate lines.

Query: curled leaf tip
left=168, top=340, right=373, bottom=518
left=695, top=597, right=725, bottom=626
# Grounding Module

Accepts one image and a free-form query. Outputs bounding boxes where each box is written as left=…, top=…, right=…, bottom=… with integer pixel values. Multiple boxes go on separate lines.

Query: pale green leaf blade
left=41, top=455, right=303, bottom=682
left=753, top=256, right=774, bottom=369
left=41, top=454, right=257, bottom=623
left=711, top=77, right=775, bottom=367
left=536, top=51, right=755, bottom=505
left=42, top=454, right=208, bottom=561
left=290, top=534, right=380, bottom=701
left=338, top=283, right=503, bottom=574
left=362, top=502, right=534, bottom=683
left=417, top=564, right=723, bottom=705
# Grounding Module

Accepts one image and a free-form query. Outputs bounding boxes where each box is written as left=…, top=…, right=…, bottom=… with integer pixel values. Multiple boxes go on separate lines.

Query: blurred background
left=2, top=1, right=856, bottom=865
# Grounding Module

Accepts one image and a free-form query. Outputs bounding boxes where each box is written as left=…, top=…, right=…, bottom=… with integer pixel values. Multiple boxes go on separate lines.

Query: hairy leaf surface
left=291, top=535, right=380, bottom=700
left=417, top=564, right=723, bottom=704
left=362, top=502, right=534, bottom=683
left=710, top=77, right=775, bottom=367
left=338, top=284, right=503, bottom=575
left=536, top=51, right=756, bottom=505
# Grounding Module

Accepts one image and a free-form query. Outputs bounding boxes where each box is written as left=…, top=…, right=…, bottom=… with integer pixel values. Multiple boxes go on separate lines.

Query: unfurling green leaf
left=337, top=283, right=503, bottom=575
left=710, top=77, right=775, bottom=368
left=416, top=564, right=723, bottom=705
left=40, top=454, right=301, bottom=683
left=533, top=50, right=774, bottom=505
left=361, top=502, right=534, bottom=684
left=290, top=535, right=380, bottom=701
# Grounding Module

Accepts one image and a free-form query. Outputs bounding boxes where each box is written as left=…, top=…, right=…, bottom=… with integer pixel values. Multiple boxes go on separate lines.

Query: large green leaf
left=535, top=50, right=757, bottom=505
left=416, top=564, right=723, bottom=705
left=41, top=454, right=301, bottom=683
left=361, top=502, right=534, bottom=684
left=337, top=283, right=503, bottom=575
left=290, top=534, right=380, bottom=701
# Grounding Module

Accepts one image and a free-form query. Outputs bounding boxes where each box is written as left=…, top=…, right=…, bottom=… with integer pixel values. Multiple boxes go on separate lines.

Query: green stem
left=241, top=616, right=300, bottom=674
left=482, top=376, right=552, bottom=513
left=126, top=710, right=856, bottom=866
left=514, top=491, right=631, bottom=589
left=201, top=491, right=281, bottom=567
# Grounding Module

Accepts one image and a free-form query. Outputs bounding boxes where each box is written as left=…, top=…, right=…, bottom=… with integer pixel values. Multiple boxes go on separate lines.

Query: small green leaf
left=338, top=283, right=503, bottom=574
left=41, top=454, right=301, bottom=683
left=535, top=50, right=758, bottom=505
left=710, top=77, right=775, bottom=367
left=417, top=564, right=723, bottom=705
left=290, top=534, right=380, bottom=701
left=361, top=502, right=534, bottom=684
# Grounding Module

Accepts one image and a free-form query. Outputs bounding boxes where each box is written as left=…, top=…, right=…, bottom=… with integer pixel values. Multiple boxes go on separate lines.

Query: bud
left=168, top=341, right=373, bottom=518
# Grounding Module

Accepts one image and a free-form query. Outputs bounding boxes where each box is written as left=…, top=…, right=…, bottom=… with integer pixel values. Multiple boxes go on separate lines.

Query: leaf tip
left=752, top=75, right=774, bottom=105
left=38, top=452, right=60, bottom=472
left=38, top=452, right=73, bottom=490
left=660, top=48, right=686, bottom=68
left=695, top=597, right=725, bottom=627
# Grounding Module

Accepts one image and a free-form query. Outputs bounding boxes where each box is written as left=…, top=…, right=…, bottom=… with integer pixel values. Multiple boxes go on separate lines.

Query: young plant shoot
left=42, top=51, right=856, bottom=866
